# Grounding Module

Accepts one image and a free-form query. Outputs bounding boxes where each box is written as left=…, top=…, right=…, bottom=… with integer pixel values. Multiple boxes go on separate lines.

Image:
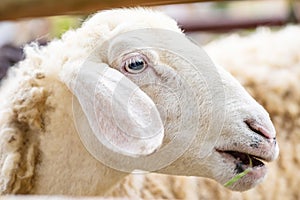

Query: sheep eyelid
left=121, top=54, right=150, bottom=74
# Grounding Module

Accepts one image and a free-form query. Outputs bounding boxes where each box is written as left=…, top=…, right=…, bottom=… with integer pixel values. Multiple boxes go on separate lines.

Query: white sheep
left=0, top=8, right=278, bottom=196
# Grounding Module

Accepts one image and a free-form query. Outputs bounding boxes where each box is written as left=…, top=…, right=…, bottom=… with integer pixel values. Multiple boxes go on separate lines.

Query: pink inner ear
left=72, top=61, right=164, bottom=157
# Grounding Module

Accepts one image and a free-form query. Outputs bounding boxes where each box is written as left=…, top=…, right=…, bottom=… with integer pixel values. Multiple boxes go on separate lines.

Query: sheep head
left=60, top=9, right=279, bottom=191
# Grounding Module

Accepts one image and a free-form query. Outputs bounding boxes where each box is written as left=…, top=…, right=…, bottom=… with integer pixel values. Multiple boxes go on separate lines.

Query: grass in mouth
left=224, top=155, right=253, bottom=187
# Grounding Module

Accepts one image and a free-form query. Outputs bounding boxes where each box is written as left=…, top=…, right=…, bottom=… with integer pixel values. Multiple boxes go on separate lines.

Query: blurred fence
left=0, top=0, right=299, bottom=32
left=0, top=0, right=215, bottom=20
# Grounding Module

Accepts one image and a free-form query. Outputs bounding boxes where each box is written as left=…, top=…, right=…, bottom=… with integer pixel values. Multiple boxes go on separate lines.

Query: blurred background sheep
left=0, top=0, right=299, bottom=199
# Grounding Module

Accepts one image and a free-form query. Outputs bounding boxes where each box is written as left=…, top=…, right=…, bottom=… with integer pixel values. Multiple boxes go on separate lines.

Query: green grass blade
left=224, top=168, right=252, bottom=187
left=224, top=155, right=253, bottom=187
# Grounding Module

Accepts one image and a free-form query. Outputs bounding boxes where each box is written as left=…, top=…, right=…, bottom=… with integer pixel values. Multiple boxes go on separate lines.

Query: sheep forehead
left=83, top=8, right=181, bottom=35
left=57, top=9, right=183, bottom=74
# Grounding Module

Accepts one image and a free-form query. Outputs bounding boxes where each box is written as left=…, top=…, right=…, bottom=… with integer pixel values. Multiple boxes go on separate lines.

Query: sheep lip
left=216, top=149, right=266, bottom=172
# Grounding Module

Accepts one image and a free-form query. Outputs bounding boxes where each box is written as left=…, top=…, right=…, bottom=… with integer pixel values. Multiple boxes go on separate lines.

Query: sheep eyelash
left=119, top=53, right=151, bottom=73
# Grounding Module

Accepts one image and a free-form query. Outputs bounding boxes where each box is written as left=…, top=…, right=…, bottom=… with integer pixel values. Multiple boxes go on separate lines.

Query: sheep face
left=62, top=9, right=279, bottom=192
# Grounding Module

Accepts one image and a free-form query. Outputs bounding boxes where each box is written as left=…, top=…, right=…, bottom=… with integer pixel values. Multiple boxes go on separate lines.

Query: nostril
left=244, top=119, right=272, bottom=139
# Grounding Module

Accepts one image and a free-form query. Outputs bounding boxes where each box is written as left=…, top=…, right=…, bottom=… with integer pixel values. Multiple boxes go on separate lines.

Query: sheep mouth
left=217, top=150, right=265, bottom=173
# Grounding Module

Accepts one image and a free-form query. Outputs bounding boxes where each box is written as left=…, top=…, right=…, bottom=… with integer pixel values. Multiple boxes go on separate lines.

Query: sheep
left=0, top=8, right=279, bottom=196
left=0, top=45, right=24, bottom=81
left=107, top=25, right=300, bottom=200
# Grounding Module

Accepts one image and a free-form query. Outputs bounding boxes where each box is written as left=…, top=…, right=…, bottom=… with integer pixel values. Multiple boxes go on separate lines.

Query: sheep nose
left=244, top=119, right=276, bottom=141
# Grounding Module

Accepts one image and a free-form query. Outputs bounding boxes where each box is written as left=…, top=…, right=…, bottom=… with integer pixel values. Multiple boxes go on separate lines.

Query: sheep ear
left=69, top=61, right=164, bottom=157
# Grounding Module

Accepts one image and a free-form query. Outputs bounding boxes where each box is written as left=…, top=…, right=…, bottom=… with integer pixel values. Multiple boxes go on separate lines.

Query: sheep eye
left=124, top=56, right=147, bottom=74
